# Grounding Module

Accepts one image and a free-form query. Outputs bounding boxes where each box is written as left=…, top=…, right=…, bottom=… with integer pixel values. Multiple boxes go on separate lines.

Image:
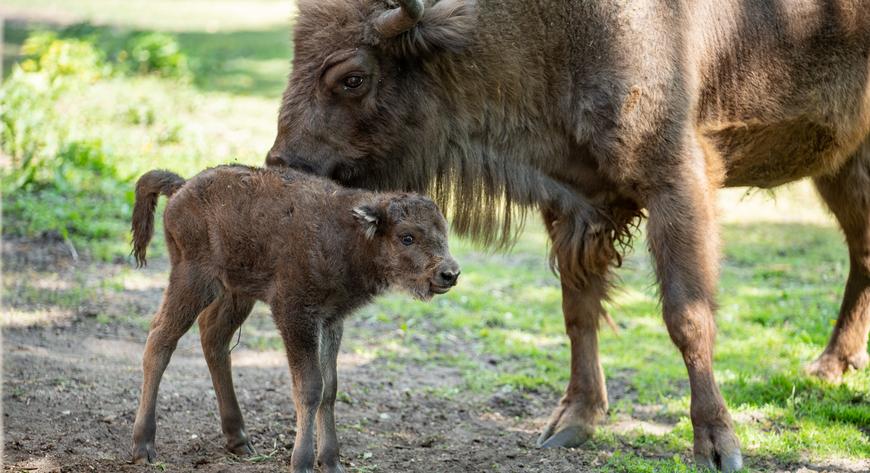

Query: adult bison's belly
left=702, top=117, right=843, bottom=188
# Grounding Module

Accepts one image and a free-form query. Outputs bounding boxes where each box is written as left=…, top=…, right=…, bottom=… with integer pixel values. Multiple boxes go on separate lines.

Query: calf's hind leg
left=198, top=293, right=256, bottom=455
left=132, top=263, right=217, bottom=463
left=808, top=142, right=870, bottom=381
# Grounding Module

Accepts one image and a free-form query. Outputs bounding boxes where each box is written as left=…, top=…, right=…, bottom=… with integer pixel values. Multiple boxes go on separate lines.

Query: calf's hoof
left=226, top=432, right=255, bottom=456
left=536, top=400, right=603, bottom=448
left=805, top=350, right=869, bottom=383
left=693, top=424, right=742, bottom=472
left=291, top=457, right=316, bottom=473
left=131, top=442, right=157, bottom=464
left=227, top=441, right=255, bottom=456
left=320, top=462, right=346, bottom=473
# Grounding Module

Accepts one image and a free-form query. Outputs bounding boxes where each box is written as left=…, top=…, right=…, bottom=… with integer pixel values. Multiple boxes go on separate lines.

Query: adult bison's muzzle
left=266, top=148, right=332, bottom=177
left=268, top=150, right=364, bottom=190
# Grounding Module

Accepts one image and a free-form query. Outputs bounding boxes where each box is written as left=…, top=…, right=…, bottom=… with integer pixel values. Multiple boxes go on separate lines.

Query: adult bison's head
left=267, top=0, right=477, bottom=186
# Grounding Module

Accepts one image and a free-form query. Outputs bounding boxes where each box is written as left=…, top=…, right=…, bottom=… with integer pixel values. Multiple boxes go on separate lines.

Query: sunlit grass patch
left=350, top=213, right=869, bottom=467
left=600, top=450, right=700, bottom=473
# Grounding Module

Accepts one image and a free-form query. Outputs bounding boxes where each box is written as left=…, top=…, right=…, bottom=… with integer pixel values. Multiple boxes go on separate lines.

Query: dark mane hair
left=287, top=0, right=644, bottom=286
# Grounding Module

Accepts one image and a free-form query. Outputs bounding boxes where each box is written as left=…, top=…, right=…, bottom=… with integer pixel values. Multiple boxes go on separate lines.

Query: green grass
left=343, top=209, right=870, bottom=466
left=2, top=2, right=868, bottom=471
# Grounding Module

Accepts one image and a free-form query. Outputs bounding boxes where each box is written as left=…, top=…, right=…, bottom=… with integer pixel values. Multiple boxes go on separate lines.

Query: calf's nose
left=439, top=270, right=459, bottom=286
left=436, top=259, right=461, bottom=286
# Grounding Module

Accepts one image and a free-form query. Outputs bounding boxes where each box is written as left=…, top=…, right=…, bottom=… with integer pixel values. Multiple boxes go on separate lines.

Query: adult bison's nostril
left=265, top=147, right=289, bottom=168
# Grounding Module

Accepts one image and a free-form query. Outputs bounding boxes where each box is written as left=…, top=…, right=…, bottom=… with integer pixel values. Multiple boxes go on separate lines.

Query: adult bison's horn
left=375, top=0, right=424, bottom=38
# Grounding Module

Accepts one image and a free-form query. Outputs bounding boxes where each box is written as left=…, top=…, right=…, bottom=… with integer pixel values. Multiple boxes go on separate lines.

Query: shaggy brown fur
left=128, top=165, right=459, bottom=473
left=267, top=0, right=870, bottom=470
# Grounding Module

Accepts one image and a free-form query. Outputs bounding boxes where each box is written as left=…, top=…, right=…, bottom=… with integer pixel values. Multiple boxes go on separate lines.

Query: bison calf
left=129, top=165, right=459, bottom=473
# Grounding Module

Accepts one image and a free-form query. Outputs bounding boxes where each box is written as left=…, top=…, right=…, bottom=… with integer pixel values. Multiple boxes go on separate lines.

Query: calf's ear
left=353, top=204, right=388, bottom=239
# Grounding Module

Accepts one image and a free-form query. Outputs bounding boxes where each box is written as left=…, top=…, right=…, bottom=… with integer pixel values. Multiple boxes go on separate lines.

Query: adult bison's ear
left=353, top=203, right=389, bottom=239
left=375, top=0, right=477, bottom=56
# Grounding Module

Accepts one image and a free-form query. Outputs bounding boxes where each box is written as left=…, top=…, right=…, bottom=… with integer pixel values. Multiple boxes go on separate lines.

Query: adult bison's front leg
left=646, top=147, right=742, bottom=472
left=537, top=211, right=611, bottom=448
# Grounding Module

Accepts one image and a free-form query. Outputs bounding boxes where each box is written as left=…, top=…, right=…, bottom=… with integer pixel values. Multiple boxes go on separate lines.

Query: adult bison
left=267, top=0, right=870, bottom=470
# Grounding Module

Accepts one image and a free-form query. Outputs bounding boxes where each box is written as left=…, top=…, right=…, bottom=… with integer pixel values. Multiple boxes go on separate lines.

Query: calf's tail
left=131, top=170, right=186, bottom=267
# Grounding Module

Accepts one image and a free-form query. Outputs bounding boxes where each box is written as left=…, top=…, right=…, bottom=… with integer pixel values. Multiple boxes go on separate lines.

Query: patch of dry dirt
left=2, top=243, right=611, bottom=473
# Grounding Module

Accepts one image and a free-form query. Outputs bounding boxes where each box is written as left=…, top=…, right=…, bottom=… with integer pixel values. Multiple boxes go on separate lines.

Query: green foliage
left=120, top=33, right=191, bottom=79
left=19, top=31, right=109, bottom=81
left=1, top=33, right=133, bottom=253
left=1, top=32, right=115, bottom=189
left=0, top=67, right=62, bottom=187
left=2, top=26, right=265, bottom=259
left=4, top=138, right=132, bottom=244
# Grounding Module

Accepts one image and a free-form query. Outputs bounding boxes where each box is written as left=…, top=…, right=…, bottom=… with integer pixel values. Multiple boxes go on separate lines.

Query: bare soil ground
left=2, top=240, right=610, bottom=473
left=3, top=240, right=867, bottom=473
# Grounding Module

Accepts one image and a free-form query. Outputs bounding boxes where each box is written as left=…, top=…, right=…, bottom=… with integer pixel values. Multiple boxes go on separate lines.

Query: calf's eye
left=400, top=234, right=414, bottom=246
left=343, top=75, right=365, bottom=89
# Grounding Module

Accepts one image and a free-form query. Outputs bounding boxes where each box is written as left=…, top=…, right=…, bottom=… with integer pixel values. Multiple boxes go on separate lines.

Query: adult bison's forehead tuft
left=292, top=0, right=478, bottom=59
left=293, top=0, right=370, bottom=60
left=270, top=0, right=480, bottom=173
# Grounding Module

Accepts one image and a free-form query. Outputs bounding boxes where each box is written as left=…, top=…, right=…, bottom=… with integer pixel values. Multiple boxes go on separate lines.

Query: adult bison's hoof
left=805, top=350, right=869, bottom=382
left=694, top=424, right=742, bottom=472
left=131, top=442, right=157, bottom=464
left=536, top=400, right=603, bottom=448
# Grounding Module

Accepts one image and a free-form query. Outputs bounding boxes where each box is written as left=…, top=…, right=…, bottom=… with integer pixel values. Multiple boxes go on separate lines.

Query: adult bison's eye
left=400, top=234, right=414, bottom=246
left=343, top=74, right=365, bottom=90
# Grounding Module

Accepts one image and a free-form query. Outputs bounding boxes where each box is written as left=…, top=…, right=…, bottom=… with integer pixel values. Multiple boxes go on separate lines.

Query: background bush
left=1, top=30, right=190, bottom=255
left=122, top=32, right=190, bottom=79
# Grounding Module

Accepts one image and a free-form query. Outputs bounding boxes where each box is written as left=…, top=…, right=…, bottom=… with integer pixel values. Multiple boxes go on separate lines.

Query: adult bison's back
left=268, top=0, right=870, bottom=471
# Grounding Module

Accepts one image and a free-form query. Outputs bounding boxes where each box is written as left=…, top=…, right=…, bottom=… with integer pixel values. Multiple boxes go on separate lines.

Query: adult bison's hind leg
left=536, top=210, right=610, bottom=448
left=808, top=142, right=870, bottom=381
left=646, top=140, right=742, bottom=472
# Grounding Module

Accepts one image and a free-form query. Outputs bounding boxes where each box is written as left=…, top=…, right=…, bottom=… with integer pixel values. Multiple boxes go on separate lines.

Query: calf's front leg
left=273, top=305, right=323, bottom=473
left=316, top=322, right=345, bottom=473
left=646, top=143, right=741, bottom=472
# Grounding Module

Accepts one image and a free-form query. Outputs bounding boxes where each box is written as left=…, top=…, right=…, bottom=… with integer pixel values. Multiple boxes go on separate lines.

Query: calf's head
left=353, top=194, right=459, bottom=299
left=267, top=0, right=477, bottom=184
